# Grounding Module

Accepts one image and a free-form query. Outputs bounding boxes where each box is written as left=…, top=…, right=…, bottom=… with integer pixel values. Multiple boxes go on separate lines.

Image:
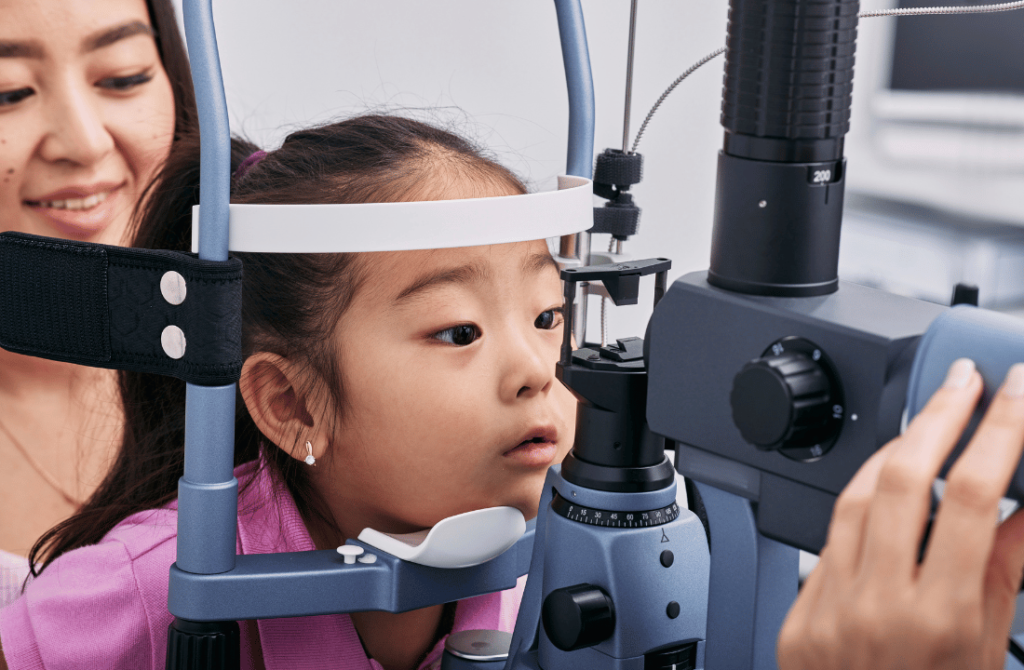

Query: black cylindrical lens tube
left=709, top=0, right=859, bottom=297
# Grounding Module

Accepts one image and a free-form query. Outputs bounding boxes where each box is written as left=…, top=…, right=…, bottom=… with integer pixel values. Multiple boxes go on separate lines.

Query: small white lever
left=336, top=544, right=364, bottom=564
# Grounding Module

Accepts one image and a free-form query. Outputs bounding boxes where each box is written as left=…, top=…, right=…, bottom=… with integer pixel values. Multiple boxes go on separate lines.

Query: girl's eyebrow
left=525, top=252, right=559, bottom=275
left=394, top=263, right=489, bottom=303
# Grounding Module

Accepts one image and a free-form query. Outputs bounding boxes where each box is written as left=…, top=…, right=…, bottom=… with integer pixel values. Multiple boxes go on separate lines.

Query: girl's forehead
left=361, top=240, right=556, bottom=303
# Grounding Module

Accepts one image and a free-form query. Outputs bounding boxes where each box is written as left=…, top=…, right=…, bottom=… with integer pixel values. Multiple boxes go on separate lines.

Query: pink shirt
left=0, top=460, right=525, bottom=670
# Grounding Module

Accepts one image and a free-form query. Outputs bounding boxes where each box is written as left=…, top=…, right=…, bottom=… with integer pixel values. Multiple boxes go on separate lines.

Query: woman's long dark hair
left=146, top=0, right=196, bottom=137
left=30, top=115, right=526, bottom=574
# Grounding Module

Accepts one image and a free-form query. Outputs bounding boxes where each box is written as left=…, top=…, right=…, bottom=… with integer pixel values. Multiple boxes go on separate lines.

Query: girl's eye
left=432, top=324, right=481, bottom=346
left=0, top=88, right=34, bottom=107
left=97, top=71, right=154, bottom=92
left=535, top=308, right=562, bottom=331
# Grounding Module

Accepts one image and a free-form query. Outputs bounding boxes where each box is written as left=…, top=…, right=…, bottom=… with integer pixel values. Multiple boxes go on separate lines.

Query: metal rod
left=553, top=0, right=596, bottom=347
left=622, top=0, right=639, bottom=153
left=561, top=278, right=576, bottom=365
left=654, top=271, right=667, bottom=307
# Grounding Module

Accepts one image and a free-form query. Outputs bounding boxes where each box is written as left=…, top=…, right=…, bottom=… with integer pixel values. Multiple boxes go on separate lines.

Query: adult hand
left=778, top=359, right=1024, bottom=670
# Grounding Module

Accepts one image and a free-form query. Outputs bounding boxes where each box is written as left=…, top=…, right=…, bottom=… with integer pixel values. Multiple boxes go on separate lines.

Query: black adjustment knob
left=542, top=584, right=615, bottom=652
left=730, top=351, right=833, bottom=450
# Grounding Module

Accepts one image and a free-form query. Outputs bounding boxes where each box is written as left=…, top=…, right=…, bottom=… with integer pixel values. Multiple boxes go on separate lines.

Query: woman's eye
left=535, top=308, right=562, bottom=330
left=432, top=324, right=481, bottom=346
left=97, top=71, right=153, bottom=92
left=0, top=88, right=34, bottom=107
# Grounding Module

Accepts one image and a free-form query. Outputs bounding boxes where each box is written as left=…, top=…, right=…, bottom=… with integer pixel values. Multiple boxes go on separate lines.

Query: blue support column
left=694, top=481, right=799, bottom=670
left=179, top=0, right=238, bottom=577
left=552, top=0, right=595, bottom=180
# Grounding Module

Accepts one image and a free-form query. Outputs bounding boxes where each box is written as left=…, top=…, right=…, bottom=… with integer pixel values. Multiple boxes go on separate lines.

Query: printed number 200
left=813, top=170, right=831, bottom=184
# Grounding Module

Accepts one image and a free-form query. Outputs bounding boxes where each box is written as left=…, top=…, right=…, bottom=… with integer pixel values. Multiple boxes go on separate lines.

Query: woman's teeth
left=33, top=191, right=110, bottom=210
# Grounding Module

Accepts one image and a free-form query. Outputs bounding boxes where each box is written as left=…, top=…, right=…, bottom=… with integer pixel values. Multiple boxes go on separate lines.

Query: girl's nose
left=503, top=332, right=556, bottom=401
left=39, top=85, right=115, bottom=167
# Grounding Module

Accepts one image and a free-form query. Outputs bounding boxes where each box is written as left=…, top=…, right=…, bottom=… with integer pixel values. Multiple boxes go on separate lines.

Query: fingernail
left=1004, top=363, right=1024, bottom=398
left=944, top=358, right=976, bottom=389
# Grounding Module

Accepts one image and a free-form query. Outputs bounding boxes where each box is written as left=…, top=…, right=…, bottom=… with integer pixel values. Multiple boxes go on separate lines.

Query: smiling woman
left=0, top=0, right=193, bottom=609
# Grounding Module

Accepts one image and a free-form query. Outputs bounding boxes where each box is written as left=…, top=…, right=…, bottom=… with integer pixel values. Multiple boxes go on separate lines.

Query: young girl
left=0, top=115, right=577, bottom=670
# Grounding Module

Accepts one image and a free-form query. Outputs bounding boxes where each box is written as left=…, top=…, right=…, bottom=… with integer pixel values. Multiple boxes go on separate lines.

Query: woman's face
left=317, top=238, right=578, bottom=536
left=0, top=0, right=175, bottom=246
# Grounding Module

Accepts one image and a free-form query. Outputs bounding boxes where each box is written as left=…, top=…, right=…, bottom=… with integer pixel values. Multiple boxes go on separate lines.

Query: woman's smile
left=24, top=182, right=126, bottom=237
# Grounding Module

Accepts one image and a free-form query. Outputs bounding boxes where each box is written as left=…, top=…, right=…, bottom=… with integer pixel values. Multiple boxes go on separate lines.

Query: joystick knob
left=542, top=584, right=615, bottom=651
left=730, top=350, right=834, bottom=451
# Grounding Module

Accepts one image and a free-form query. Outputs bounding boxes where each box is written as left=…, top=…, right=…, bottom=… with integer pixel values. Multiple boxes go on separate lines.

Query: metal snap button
left=161, top=325, right=186, bottom=359
left=160, top=271, right=187, bottom=305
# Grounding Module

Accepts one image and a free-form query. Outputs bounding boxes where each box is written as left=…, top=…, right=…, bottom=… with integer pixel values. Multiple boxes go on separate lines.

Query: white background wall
left=172, top=0, right=732, bottom=340
left=172, top=0, right=1021, bottom=337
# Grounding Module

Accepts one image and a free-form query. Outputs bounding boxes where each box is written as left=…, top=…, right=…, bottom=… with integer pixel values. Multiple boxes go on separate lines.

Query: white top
left=191, top=175, right=594, bottom=253
left=0, top=548, right=31, bottom=609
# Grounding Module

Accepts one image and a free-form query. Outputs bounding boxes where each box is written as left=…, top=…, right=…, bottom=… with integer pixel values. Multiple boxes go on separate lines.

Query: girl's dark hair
left=30, top=115, right=526, bottom=574
left=146, top=0, right=197, bottom=138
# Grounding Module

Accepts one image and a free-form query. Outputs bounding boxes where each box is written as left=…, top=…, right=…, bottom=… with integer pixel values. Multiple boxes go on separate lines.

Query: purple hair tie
left=234, top=150, right=267, bottom=179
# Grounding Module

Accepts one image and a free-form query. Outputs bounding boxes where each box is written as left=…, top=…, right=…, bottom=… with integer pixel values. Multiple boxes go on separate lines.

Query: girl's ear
left=239, top=353, right=330, bottom=464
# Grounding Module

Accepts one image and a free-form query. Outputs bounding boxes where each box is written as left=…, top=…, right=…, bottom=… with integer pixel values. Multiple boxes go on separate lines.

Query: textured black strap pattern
left=590, top=206, right=640, bottom=238
left=0, top=232, right=242, bottom=386
left=593, top=150, right=643, bottom=188
left=0, top=234, right=110, bottom=363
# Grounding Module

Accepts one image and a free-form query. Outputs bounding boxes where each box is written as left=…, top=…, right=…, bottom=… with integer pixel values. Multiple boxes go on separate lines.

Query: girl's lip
left=25, top=184, right=126, bottom=239
left=502, top=440, right=559, bottom=468
left=503, top=425, right=560, bottom=467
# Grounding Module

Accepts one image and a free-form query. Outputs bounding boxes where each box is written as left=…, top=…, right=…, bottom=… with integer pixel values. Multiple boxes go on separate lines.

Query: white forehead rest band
left=191, top=175, right=593, bottom=253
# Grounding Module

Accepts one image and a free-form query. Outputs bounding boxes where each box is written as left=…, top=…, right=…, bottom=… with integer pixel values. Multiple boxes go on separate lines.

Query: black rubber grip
left=593, top=149, right=643, bottom=187
left=591, top=206, right=640, bottom=238
left=721, top=0, right=860, bottom=162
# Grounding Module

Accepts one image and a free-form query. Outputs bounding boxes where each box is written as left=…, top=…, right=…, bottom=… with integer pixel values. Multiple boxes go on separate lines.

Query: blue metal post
left=694, top=481, right=798, bottom=670
left=552, top=0, right=595, bottom=180
left=553, top=0, right=595, bottom=346
left=179, top=0, right=238, bottom=576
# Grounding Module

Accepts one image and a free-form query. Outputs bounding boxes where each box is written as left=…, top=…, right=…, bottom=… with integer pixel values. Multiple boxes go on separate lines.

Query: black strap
left=0, top=232, right=242, bottom=386
left=590, top=204, right=640, bottom=239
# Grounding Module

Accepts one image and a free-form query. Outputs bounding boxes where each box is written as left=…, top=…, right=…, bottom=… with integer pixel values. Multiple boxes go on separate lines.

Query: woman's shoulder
left=0, top=516, right=177, bottom=670
left=0, top=460, right=275, bottom=670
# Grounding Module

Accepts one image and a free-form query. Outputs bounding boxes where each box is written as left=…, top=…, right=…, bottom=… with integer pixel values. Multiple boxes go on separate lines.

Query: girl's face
left=318, top=239, right=577, bottom=536
left=0, top=0, right=175, bottom=246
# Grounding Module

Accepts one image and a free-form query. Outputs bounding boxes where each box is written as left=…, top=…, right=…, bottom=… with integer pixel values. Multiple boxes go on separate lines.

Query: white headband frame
left=191, top=175, right=593, bottom=253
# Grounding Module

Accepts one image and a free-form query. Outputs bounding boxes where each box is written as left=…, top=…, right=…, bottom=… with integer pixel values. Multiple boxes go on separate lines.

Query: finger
left=859, top=359, right=982, bottom=581
left=926, top=363, right=1024, bottom=587
left=983, top=509, right=1024, bottom=654
left=822, top=440, right=895, bottom=577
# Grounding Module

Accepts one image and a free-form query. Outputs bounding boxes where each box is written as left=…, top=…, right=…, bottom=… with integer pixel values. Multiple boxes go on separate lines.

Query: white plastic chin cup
left=357, top=506, right=527, bottom=569
left=191, top=176, right=593, bottom=253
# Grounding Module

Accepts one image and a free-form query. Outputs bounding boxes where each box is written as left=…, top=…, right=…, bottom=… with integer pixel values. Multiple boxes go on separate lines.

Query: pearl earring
left=304, top=441, right=316, bottom=466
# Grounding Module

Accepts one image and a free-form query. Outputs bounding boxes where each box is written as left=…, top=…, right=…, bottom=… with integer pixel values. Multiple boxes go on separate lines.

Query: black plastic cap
left=165, top=618, right=240, bottom=670
left=951, top=283, right=980, bottom=307
left=542, top=584, right=615, bottom=652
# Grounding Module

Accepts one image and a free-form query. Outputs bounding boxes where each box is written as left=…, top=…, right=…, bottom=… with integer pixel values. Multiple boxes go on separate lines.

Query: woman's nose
left=38, top=84, right=115, bottom=167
